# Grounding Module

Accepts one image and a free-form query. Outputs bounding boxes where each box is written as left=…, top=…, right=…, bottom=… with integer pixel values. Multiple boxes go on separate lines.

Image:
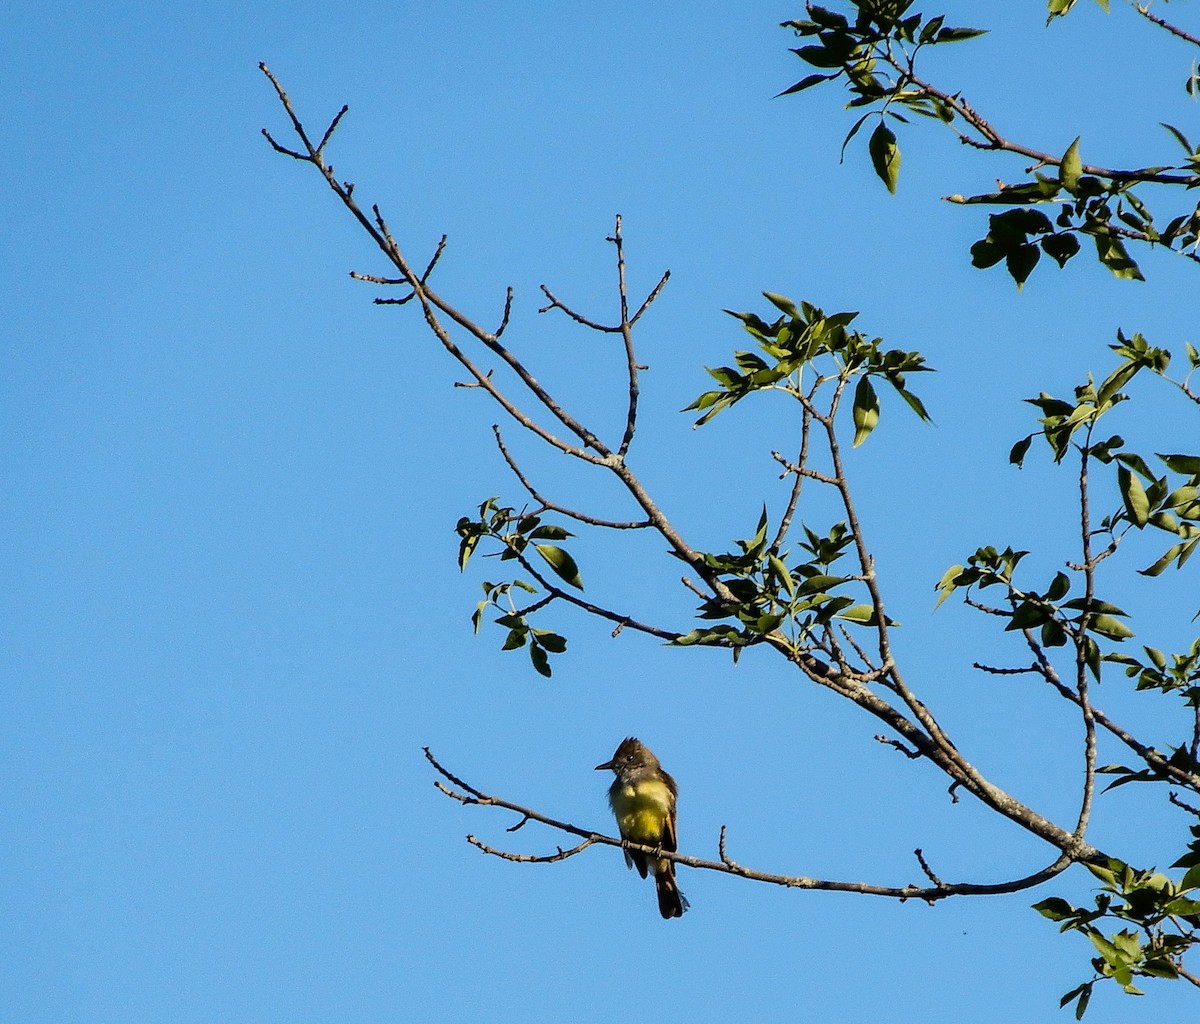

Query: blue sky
left=4, top=2, right=1199, bottom=1021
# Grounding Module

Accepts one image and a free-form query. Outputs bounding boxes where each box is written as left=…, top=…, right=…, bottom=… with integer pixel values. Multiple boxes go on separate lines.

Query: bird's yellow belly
left=611, top=780, right=672, bottom=844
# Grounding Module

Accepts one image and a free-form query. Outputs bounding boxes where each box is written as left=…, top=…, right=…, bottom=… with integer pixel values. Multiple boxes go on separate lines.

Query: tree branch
left=1134, top=3, right=1200, bottom=49
left=881, top=53, right=1193, bottom=186
left=492, top=425, right=652, bottom=530
left=426, top=747, right=1081, bottom=902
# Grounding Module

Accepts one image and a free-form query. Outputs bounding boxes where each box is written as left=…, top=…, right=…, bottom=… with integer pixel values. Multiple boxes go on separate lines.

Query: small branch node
left=455, top=369, right=495, bottom=389
left=875, top=735, right=921, bottom=759
left=1169, top=791, right=1200, bottom=818
left=914, top=848, right=945, bottom=887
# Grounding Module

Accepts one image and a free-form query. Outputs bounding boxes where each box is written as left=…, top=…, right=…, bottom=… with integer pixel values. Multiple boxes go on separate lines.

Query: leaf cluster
left=685, top=292, right=931, bottom=447
left=1035, top=846, right=1200, bottom=1017
left=782, top=3, right=1200, bottom=285
left=936, top=546, right=1133, bottom=677
left=456, top=497, right=578, bottom=676
left=780, top=3, right=983, bottom=194
left=958, top=132, right=1200, bottom=286
left=674, top=510, right=884, bottom=659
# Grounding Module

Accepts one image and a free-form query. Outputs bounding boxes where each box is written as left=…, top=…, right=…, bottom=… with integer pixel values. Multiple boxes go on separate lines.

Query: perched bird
left=595, top=737, right=688, bottom=919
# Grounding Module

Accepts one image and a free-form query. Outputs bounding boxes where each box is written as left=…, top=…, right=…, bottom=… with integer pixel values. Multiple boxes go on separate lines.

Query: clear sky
left=4, top=2, right=1198, bottom=1022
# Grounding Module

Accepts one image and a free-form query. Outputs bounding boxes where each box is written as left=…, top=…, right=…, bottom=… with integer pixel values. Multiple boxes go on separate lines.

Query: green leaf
left=837, top=603, right=883, bottom=625
left=1160, top=122, right=1194, bottom=156
left=1041, top=231, right=1080, bottom=268
left=1093, top=233, right=1145, bottom=281
left=1059, top=137, right=1082, bottom=194
left=1042, top=618, right=1068, bottom=647
left=776, top=72, right=837, bottom=97
left=1116, top=451, right=1157, bottom=482
left=762, top=292, right=800, bottom=317
left=1140, top=538, right=1198, bottom=576
left=1009, top=434, right=1034, bottom=467
left=868, top=121, right=901, bottom=194
left=1047, top=572, right=1071, bottom=601
left=529, top=643, right=552, bottom=677
left=768, top=554, right=796, bottom=598
left=501, top=627, right=527, bottom=651
left=1033, top=897, right=1076, bottom=920
left=458, top=532, right=481, bottom=571
left=1085, top=859, right=1119, bottom=886
left=534, top=544, right=584, bottom=590
left=533, top=629, right=568, bottom=654
left=528, top=524, right=573, bottom=541
left=891, top=383, right=932, bottom=422
left=1118, top=466, right=1151, bottom=527
left=1090, top=614, right=1134, bottom=641
left=1158, top=453, right=1200, bottom=474
left=970, top=238, right=1005, bottom=269
left=936, top=26, right=987, bottom=43
left=840, top=112, right=873, bottom=162
left=934, top=564, right=964, bottom=609
left=1006, top=243, right=1040, bottom=290
left=852, top=376, right=880, bottom=447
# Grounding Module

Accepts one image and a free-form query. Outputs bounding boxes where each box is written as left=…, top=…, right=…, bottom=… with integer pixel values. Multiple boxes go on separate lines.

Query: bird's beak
left=594, top=758, right=615, bottom=771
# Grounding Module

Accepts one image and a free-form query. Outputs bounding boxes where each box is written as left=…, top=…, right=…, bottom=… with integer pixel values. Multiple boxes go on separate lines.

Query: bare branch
left=839, top=624, right=880, bottom=674
left=914, top=848, right=944, bottom=887
left=1023, top=629, right=1200, bottom=790
left=769, top=403, right=814, bottom=551
left=876, top=734, right=922, bottom=759
left=506, top=545, right=684, bottom=643
left=467, top=834, right=596, bottom=863
left=612, top=216, right=642, bottom=457
left=883, top=56, right=1193, bottom=186
left=1072, top=437, right=1100, bottom=842
left=974, top=662, right=1040, bottom=677
left=427, top=749, right=1084, bottom=902
left=316, top=103, right=350, bottom=155
left=1169, top=791, right=1200, bottom=818
left=537, top=285, right=619, bottom=332
left=494, top=287, right=514, bottom=338
left=630, top=269, right=671, bottom=325
left=1135, top=3, right=1200, bottom=48
left=492, top=425, right=652, bottom=530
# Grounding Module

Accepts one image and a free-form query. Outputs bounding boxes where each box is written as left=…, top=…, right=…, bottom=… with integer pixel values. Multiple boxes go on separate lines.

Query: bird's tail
left=654, top=861, right=689, bottom=919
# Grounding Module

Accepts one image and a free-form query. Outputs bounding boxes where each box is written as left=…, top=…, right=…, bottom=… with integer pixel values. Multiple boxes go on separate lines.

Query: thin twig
left=883, top=56, right=1193, bottom=186
left=1169, top=791, right=1200, bottom=818
left=630, top=269, right=671, bottom=325
left=467, top=835, right=596, bottom=862
left=492, top=425, right=652, bottom=530
left=1022, top=629, right=1200, bottom=790
left=316, top=104, right=349, bottom=155
left=1135, top=3, right=1200, bottom=48
left=1071, top=436, right=1099, bottom=843
left=914, top=848, right=944, bottom=887
left=537, top=285, right=619, bottom=332
left=612, top=216, right=642, bottom=457
left=974, top=662, right=1039, bottom=676
left=876, top=735, right=921, bottom=759
left=506, top=546, right=684, bottom=643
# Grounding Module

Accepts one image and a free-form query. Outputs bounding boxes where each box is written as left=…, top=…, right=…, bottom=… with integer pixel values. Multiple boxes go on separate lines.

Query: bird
left=595, top=737, right=688, bottom=919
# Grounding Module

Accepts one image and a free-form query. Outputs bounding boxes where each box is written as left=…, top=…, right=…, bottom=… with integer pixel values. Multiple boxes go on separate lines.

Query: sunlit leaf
left=868, top=121, right=901, bottom=194
left=534, top=544, right=584, bottom=590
